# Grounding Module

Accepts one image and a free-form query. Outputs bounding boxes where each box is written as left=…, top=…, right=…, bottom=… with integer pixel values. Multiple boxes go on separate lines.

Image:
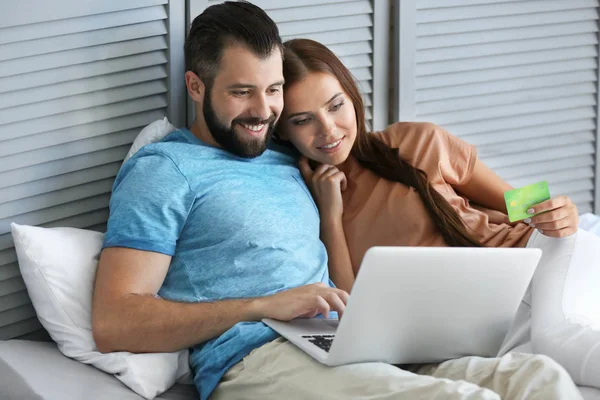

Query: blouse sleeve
left=375, top=122, right=478, bottom=186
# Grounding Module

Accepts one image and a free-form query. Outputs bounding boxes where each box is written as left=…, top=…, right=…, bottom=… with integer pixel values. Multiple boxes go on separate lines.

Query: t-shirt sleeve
left=377, top=122, right=478, bottom=186
left=102, top=150, right=195, bottom=256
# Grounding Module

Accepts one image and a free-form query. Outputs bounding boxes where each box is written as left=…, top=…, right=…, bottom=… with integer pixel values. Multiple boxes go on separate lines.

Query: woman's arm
left=454, top=157, right=578, bottom=237
left=453, top=158, right=513, bottom=213
left=298, top=157, right=356, bottom=292
left=320, top=218, right=355, bottom=293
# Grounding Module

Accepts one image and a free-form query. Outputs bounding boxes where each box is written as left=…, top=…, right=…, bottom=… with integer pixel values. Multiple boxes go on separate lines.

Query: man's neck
left=189, top=119, right=222, bottom=149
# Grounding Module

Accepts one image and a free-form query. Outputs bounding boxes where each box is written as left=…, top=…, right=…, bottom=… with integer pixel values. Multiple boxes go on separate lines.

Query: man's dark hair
left=184, top=1, right=283, bottom=87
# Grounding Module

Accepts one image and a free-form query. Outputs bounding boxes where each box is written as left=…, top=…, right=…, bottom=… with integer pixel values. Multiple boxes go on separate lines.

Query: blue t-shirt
left=103, top=128, right=330, bottom=399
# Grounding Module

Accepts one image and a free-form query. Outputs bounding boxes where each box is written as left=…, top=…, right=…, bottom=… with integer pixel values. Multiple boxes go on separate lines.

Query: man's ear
left=185, top=71, right=205, bottom=103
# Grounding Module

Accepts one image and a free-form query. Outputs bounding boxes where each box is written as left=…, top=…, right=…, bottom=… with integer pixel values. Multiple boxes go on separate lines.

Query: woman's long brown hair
left=279, top=39, right=482, bottom=247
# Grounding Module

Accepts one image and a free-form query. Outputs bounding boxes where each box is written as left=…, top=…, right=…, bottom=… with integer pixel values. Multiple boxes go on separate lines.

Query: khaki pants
left=210, top=338, right=582, bottom=400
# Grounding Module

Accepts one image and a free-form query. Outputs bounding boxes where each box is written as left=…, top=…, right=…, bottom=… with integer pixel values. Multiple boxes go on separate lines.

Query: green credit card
left=504, top=181, right=551, bottom=223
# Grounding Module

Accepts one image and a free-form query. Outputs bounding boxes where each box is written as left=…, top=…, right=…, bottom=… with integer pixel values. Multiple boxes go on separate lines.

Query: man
left=92, top=2, right=582, bottom=400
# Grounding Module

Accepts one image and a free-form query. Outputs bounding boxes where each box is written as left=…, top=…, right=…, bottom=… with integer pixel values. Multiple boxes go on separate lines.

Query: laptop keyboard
left=302, top=334, right=335, bottom=352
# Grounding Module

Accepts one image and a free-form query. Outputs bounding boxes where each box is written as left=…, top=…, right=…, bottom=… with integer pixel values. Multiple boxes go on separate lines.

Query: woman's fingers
left=535, top=226, right=577, bottom=238
left=530, top=208, right=570, bottom=224
left=317, top=166, right=340, bottom=180
left=340, top=173, right=348, bottom=191
left=532, top=216, right=572, bottom=231
left=528, top=196, right=579, bottom=238
left=298, top=157, right=313, bottom=183
left=529, top=195, right=570, bottom=215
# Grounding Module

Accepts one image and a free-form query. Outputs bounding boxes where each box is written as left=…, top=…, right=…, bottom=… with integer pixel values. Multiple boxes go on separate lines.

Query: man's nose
left=249, top=93, right=271, bottom=121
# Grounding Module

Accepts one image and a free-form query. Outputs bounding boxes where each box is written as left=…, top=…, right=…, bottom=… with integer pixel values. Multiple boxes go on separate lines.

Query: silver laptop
left=263, top=246, right=541, bottom=367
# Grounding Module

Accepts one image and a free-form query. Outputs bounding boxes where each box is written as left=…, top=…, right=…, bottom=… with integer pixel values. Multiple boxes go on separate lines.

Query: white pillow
left=123, top=117, right=176, bottom=164
left=10, top=223, right=191, bottom=399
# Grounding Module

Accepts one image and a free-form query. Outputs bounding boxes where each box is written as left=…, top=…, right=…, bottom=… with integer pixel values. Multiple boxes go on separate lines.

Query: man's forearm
left=93, top=294, right=264, bottom=353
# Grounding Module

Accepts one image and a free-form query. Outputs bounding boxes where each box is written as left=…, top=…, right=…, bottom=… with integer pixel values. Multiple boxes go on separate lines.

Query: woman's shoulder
left=372, top=121, right=444, bottom=148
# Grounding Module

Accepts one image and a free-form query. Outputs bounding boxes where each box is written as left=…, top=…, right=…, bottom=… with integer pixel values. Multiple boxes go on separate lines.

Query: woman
left=275, top=38, right=600, bottom=389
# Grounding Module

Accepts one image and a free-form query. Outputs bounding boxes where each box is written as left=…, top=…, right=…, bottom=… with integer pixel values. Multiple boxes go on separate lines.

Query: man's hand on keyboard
left=254, top=283, right=349, bottom=321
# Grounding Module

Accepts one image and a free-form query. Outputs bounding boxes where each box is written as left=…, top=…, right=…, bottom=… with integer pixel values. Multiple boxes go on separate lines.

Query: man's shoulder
left=129, top=129, right=219, bottom=168
left=141, top=129, right=196, bottom=158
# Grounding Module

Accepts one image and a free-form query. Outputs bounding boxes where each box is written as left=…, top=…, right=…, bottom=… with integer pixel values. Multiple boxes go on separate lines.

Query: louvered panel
left=0, top=290, right=31, bottom=313
left=1, top=21, right=167, bottom=61
left=420, top=0, right=517, bottom=6
left=0, top=1, right=184, bottom=340
left=570, top=190, right=595, bottom=204
left=0, top=304, right=37, bottom=327
left=340, top=54, right=372, bottom=69
left=282, top=27, right=372, bottom=46
left=0, top=110, right=165, bottom=158
left=417, top=59, right=597, bottom=90
left=267, top=1, right=371, bottom=23
left=278, top=14, right=372, bottom=37
left=1, top=82, right=168, bottom=125
left=0, top=135, right=139, bottom=182
left=418, top=9, right=599, bottom=37
left=418, top=34, right=598, bottom=64
left=412, top=0, right=599, bottom=214
left=0, top=318, right=43, bottom=341
left=0, top=302, right=41, bottom=342
left=0, top=163, right=121, bottom=204
left=0, top=131, right=138, bottom=174
left=42, top=209, right=111, bottom=231
left=419, top=83, right=597, bottom=116
left=467, top=120, right=596, bottom=148
left=0, top=96, right=167, bottom=141
left=15, top=328, right=52, bottom=342
left=478, top=132, right=595, bottom=158
left=0, top=263, right=19, bottom=281
left=0, top=179, right=115, bottom=221
left=88, top=223, right=108, bottom=233
left=0, top=37, right=168, bottom=77
left=329, top=41, right=372, bottom=57
left=0, top=146, right=130, bottom=189
left=351, top=67, right=372, bottom=82
left=418, top=21, right=599, bottom=50
left=418, top=70, right=597, bottom=103
left=0, top=66, right=168, bottom=110
left=444, top=107, right=596, bottom=137
left=0, top=52, right=168, bottom=94
left=417, top=0, right=597, bottom=23
left=3, top=0, right=168, bottom=28
left=552, top=180, right=595, bottom=195
left=0, top=277, right=25, bottom=298
left=510, top=167, right=595, bottom=189
left=418, top=46, right=598, bottom=76
left=249, top=0, right=352, bottom=8
left=0, top=194, right=112, bottom=235
left=0, top=249, right=17, bottom=267
left=359, top=80, right=373, bottom=94
left=496, top=156, right=595, bottom=180
left=421, top=95, right=597, bottom=126
left=1, top=6, right=168, bottom=45
left=483, top=143, right=595, bottom=169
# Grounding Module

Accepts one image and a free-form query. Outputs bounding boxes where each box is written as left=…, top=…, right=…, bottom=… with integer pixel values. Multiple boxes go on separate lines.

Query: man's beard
left=203, top=90, right=277, bottom=158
